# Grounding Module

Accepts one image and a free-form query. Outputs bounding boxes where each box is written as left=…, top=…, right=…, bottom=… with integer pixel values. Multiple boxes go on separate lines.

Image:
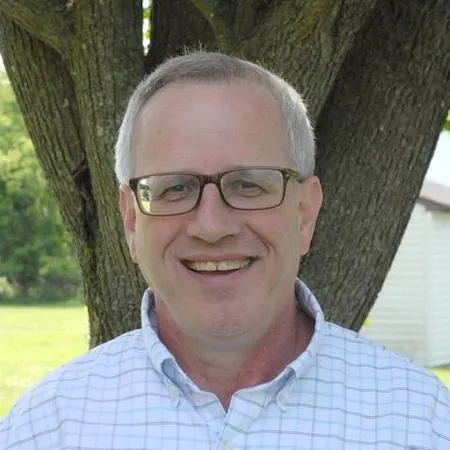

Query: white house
left=361, top=181, right=450, bottom=367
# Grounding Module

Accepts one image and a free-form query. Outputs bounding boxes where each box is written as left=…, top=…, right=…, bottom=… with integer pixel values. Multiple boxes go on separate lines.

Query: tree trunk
left=0, top=0, right=448, bottom=344
left=0, top=1, right=146, bottom=347
left=306, top=0, right=450, bottom=328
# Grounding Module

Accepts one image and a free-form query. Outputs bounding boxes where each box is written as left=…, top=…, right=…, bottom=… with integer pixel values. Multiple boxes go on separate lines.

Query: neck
left=156, top=303, right=314, bottom=410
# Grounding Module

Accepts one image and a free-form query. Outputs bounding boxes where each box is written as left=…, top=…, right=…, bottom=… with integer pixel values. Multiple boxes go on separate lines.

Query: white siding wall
left=361, top=204, right=431, bottom=365
left=427, top=211, right=450, bottom=366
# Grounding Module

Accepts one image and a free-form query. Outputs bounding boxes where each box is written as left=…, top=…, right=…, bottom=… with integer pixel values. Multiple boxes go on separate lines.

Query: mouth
left=182, top=258, right=254, bottom=274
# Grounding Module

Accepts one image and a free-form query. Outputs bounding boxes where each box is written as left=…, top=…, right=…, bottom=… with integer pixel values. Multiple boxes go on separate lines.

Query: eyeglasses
left=128, top=166, right=303, bottom=216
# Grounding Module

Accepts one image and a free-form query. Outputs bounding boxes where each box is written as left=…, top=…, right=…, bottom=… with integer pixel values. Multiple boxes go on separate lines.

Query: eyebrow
left=134, top=166, right=268, bottom=177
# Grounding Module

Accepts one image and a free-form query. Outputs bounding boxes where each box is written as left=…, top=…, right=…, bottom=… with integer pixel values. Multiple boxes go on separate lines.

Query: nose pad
left=186, top=184, right=240, bottom=243
left=197, top=181, right=226, bottom=206
left=196, top=183, right=230, bottom=212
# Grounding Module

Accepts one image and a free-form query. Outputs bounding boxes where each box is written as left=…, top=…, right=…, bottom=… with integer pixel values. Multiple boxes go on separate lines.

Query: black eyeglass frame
left=128, top=166, right=304, bottom=217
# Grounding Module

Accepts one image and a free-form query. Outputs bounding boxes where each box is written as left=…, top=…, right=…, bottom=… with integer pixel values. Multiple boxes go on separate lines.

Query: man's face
left=120, top=80, right=322, bottom=348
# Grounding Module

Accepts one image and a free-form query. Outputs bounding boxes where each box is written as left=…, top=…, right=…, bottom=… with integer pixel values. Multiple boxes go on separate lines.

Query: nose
left=186, top=183, right=241, bottom=243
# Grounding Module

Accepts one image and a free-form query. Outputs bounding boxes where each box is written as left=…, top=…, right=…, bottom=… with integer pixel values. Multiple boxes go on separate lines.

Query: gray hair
left=114, top=52, right=315, bottom=185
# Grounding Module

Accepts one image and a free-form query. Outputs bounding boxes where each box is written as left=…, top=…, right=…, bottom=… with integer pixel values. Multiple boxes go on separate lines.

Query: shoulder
left=0, top=329, right=150, bottom=448
left=319, top=321, right=445, bottom=387
left=321, top=322, right=438, bottom=375
left=39, top=327, right=148, bottom=391
left=318, top=322, right=450, bottom=439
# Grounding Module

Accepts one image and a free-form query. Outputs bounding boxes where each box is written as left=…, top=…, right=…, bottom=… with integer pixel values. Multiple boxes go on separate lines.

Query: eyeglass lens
left=135, top=168, right=285, bottom=215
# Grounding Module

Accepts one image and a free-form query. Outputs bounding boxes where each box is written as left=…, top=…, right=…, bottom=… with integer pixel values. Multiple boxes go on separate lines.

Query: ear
left=119, top=186, right=138, bottom=262
left=297, top=176, right=323, bottom=256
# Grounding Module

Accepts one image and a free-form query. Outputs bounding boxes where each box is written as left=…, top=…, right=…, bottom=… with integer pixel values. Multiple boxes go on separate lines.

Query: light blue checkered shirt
left=1, top=280, right=449, bottom=449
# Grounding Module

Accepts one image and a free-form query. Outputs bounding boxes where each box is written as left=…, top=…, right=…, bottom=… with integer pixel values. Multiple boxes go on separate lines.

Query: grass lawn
left=0, top=302, right=87, bottom=418
left=431, top=366, right=450, bottom=388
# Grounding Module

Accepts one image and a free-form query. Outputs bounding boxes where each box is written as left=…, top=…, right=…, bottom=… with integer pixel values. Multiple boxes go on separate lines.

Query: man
left=1, top=52, right=449, bottom=449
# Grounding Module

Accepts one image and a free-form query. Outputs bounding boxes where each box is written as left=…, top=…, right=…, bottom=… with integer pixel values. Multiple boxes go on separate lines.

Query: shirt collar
left=141, top=278, right=326, bottom=381
left=288, top=279, right=325, bottom=378
left=141, top=288, right=177, bottom=376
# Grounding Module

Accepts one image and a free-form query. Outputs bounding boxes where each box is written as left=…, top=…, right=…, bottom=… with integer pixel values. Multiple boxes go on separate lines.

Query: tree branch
left=0, top=0, right=73, bottom=55
left=67, top=0, right=146, bottom=345
left=235, top=0, right=271, bottom=37
left=240, top=0, right=380, bottom=120
left=145, top=0, right=216, bottom=73
left=190, top=0, right=234, bottom=51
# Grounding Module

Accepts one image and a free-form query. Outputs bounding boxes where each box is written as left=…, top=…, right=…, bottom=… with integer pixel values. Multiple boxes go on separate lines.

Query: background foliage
left=0, top=71, right=80, bottom=301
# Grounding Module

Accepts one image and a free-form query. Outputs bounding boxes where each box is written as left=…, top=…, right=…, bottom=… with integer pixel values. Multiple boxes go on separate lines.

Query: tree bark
left=145, top=0, right=216, bottom=73
left=305, top=0, right=450, bottom=329
left=0, top=0, right=448, bottom=344
left=0, top=0, right=73, bottom=54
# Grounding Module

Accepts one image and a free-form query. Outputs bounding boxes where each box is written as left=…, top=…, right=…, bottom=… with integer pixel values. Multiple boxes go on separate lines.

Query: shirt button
left=221, top=443, right=233, bottom=450
left=191, top=392, right=204, bottom=403
left=167, top=386, right=179, bottom=400
left=276, top=392, right=289, bottom=410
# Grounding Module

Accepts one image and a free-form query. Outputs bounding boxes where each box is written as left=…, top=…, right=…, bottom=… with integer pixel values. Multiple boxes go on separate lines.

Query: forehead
left=132, top=79, right=291, bottom=174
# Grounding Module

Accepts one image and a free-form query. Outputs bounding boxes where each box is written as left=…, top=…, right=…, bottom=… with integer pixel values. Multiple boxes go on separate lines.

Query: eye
left=167, top=184, right=187, bottom=193
left=237, top=180, right=258, bottom=188
left=155, top=179, right=197, bottom=201
left=230, top=179, right=266, bottom=196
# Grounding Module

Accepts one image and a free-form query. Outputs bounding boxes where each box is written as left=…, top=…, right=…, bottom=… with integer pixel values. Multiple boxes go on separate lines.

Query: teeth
left=186, top=259, right=251, bottom=272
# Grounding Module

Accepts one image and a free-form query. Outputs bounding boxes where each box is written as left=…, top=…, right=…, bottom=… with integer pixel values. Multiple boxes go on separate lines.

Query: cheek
left=267, top=207, right=301, bottom=238
left=133, top=220, right=159, bottom=270
left=248, top=211, right=300, bottom=255
left=134, top=219, right=180, bottom=272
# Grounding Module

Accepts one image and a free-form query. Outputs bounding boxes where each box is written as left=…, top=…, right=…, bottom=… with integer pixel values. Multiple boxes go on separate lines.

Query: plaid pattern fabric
left=1, top=280, right=449, bottom=449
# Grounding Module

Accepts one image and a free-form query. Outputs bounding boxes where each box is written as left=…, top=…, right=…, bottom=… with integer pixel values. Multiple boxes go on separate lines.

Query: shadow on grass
left=432, top=364, right=450, bottom=370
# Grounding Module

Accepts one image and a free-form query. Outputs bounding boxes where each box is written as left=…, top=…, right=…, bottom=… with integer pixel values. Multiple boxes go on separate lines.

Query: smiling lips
left=184, top=259, right=253, bottom=272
